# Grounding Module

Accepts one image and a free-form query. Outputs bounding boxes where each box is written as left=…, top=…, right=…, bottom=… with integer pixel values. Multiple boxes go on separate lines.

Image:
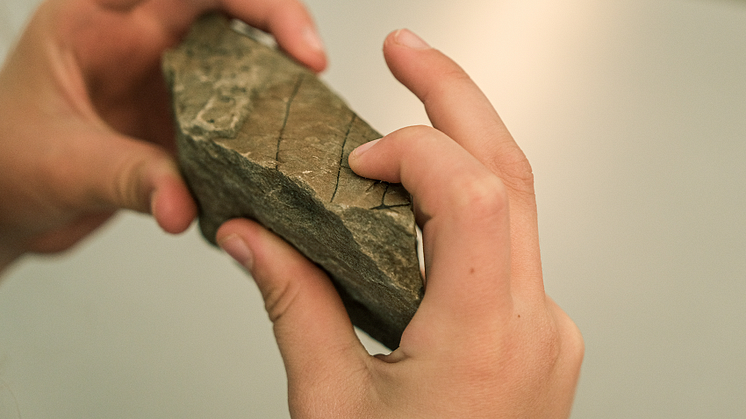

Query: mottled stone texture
left=162, top=15, right=423, bottom=349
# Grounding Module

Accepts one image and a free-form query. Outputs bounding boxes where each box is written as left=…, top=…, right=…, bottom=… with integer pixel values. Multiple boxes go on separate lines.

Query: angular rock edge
left=162, top=14, right=423, bottom=349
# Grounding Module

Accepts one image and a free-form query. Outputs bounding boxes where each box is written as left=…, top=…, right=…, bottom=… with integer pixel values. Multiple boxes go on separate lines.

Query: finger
left=103, top=139, right=196, bottom=234
left=383, top=29, right=530, bottom=193
left=349, top=126, right=514, bottom=336
left=46, top=124, right=197, bottom=234
left=94, top=0, right=326, bottom=73
left=218, top=0, right=327, bottom=72
left=148, top=163, right=197, bottom=234
left=383, top=29, right=543, bottom=287
left=215, top=219, right=368, bottom=392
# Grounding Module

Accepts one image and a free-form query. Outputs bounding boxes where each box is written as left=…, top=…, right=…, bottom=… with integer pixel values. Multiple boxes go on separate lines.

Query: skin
left=0, top=1, right=583, bottom=416
left=0, top=0, right=326, bottom=270
left=216, top=29, right=584, bottom=418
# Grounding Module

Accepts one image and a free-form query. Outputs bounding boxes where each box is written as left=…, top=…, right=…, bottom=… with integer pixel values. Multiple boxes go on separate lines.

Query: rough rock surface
left=162, top=15, right=423, bottom=349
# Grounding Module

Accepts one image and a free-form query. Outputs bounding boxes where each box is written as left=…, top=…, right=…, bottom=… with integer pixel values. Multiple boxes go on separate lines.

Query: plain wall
left=2, top=0, right=745, bottom=417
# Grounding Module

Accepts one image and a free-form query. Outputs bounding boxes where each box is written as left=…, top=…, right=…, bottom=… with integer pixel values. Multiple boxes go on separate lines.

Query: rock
left=162, top=15, right=423, bottom=350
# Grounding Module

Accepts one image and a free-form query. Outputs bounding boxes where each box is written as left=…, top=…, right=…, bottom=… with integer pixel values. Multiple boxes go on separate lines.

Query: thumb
left=77, top=129, right=197, bottom=234
left=215, top=219, right=369, bottom=394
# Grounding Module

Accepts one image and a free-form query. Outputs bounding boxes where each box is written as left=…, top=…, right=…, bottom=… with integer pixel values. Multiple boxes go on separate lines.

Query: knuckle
left=421, top=65, right=473, bottom=105
left=251, top=257, right=306, bottom=326
left=397, top=124, right=440, bottom=143
left=112, top=159, right=150, bottom=212
left=450, top=172, right=508, bottom=218
left=390, top=124, right=444, bottom=157
left=559, top=313, right=586, bottom=368
left=535, top=319, right=564, bottom=367
left=531, top=308, right=585, bottom=378
left=478, top=134, right=536, bottom=199
left=490, top=148, right=536, bottom=198
left=261, top=279, right=299, bottom=324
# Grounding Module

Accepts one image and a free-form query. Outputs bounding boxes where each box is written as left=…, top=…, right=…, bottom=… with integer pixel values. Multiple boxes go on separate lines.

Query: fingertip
left=349, top=127, right=434, bottom=183
left=348, top=136, right=393, bottom=183
left=275, top=25, right=328, bottom=72
left=218, top=233, right=255, bottom=271
left=216, top=218, right=260, bottom=270
left=268, top=2, right=328, bottom=72
left=215, top=218, right=258, bottom=245
left=348, top=138, right=381, bottom=166
left=383, top=28, right=431, bottom=66
left=150, top=175, right=197, bottom=234
left=388, top=28, right=431, bottom=50
left=225, top=0, right=328, bottom=72
left=299, top=26, right=328, bottom=72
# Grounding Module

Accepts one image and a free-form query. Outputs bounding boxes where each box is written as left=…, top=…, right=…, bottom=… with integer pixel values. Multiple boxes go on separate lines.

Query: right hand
left=216, top=28, right=584, bottom=418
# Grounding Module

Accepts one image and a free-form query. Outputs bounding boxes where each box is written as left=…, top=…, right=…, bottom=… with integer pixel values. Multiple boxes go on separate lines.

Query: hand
left=0, top=0, right=326, bottom=271
left=216, top=29, right=583, bottom=418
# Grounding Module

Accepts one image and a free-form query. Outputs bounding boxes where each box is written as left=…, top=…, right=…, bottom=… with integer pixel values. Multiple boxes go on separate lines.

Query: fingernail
left=394, top=28, right=430, bottom=50
left=303, top=26, right=325, bottom=52
left=219, top=234, right=254, bottom=271
left=351, top=138, right=381, bottom=159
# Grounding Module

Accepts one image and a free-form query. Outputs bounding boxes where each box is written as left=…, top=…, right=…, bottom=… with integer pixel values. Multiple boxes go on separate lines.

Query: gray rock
left=162, top=15, right=423, bottom=349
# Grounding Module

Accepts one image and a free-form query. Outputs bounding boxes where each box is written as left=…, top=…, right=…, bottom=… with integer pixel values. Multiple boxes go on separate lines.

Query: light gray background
left=2, top=0, right=746, bottom=417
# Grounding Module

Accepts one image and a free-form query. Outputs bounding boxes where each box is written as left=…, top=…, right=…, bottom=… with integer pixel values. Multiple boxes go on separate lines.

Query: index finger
left=383, top=30, right=533, bottom=194
left=382, top=29, right=544, bottom=295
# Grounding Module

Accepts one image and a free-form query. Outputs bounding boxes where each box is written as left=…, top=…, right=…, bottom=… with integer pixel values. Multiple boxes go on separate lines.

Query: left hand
left=0, top=0, right=326, bottom=270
